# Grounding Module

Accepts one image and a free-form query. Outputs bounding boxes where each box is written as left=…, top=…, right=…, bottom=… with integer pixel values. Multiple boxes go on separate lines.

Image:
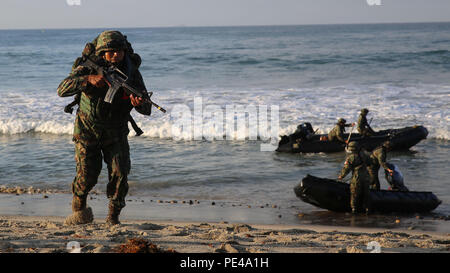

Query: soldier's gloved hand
left=86, top=75, right=107, bottom=88
left=130, top=94, right=144, bottom=107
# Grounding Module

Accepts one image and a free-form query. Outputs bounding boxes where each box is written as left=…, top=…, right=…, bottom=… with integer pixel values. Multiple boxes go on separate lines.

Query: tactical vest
left=66, top=35, right=144, bottom=133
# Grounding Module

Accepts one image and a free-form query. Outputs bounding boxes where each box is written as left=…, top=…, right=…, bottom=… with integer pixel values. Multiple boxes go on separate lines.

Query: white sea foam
left=0, top=84, right=449, bottom=140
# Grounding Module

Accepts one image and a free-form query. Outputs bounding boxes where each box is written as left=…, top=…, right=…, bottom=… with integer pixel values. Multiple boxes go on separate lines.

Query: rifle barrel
left=121, top=83, right=167, bottom=113
left=84, top=57, right=167, bottom=113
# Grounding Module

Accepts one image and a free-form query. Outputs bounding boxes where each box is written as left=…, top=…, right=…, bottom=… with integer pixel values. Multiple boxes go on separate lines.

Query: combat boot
left=106, top=202, right=122, bottom=225
left=72, top=194, right=87, bottom=211
left=64, top=195, right=94, bottom=225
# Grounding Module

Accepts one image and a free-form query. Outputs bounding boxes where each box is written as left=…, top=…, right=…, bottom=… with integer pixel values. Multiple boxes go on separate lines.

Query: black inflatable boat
left=294, top=175, right=441, bottom=213
left=277, top=124, right=428, bottom=153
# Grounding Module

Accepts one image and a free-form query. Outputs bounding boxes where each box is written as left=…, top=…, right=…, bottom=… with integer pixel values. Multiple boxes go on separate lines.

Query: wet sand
left=0, top=191, right=449, bottom=253
left=0, top=215, right=449, bottom=253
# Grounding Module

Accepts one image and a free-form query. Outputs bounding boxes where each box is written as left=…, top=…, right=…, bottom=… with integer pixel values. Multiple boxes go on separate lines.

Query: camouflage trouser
left=72, top=135, right=131, bottom=209
left=350, top=168, right=371, bottom=212
left=367, top=167, right=381, bottom=190
left=360, top=128, right=375, bottom=137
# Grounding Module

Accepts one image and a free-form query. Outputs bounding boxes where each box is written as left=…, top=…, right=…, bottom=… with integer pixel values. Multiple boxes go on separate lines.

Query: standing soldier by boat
left=357, top=108, right=376, bottom=137
left=57, top=30, right=153, bottom=226
left=328, top=118, right=355, bottom=144
left=338, top=141, right=371, bottom=214
left=367, top=141, right=394, bottom=190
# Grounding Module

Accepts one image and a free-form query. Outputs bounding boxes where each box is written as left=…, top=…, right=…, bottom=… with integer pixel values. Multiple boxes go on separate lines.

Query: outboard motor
left=385, top=163, right=409, bottom=191
left=294, top=122, right=315, bottom=141
left=303, top=122, right=314, bottom=134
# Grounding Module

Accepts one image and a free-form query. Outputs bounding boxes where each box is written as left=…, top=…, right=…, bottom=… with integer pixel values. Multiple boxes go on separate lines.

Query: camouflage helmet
left=361, top=108, right=369, bottom=114
left=347, top=141, right=359, bottom=151
left=337, top=118, right=346, bottom=125
left=383, top=140, right=392, bottom=149
left=95, top=30, right=128, bottom=55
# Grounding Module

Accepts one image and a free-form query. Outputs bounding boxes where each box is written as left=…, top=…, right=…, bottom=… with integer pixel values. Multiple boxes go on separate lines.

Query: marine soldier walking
left=338, top=141, right=371, bottom=214
left=57, top=30, right=152, bottom=225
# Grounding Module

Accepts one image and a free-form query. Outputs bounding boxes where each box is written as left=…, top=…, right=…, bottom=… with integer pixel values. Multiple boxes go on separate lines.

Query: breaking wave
left=0, top=84, right=448, bottom=141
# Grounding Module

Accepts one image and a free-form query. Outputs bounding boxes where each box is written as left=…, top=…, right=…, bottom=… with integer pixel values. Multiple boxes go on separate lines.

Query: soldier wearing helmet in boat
left=328, top=118, right=355, bottom=144
left=338, top=141, right=371, bottom=214
left=357, top=108, right=376, bottom=137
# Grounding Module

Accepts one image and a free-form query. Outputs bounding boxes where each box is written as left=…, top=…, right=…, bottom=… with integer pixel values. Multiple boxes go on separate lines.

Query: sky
left=1, top=0, right=450, bottom=29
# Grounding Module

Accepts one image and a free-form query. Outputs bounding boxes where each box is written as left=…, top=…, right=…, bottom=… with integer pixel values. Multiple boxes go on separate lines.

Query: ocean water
left=0, top=23, right=449, bottom=220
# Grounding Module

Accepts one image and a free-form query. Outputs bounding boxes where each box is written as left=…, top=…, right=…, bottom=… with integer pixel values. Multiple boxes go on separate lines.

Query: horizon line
left=1, top=20, right=449, bottom=31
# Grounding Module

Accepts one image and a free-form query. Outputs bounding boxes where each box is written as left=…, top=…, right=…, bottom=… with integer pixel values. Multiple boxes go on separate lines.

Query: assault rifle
left=83, top=57, right=166, bottom=113
left=64, top=93, right=144, bottom=136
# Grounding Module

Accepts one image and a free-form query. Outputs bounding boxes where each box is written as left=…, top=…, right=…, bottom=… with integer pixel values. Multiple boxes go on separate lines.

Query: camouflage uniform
left=357, top=109, right=375, bottom=136
left=328, top=119, right=352, bottom=143
left=367, top=144, right=390, bottom=190
left=57, top=31, right=151, bottom=212
left=339, top=142, right=371, bottom=213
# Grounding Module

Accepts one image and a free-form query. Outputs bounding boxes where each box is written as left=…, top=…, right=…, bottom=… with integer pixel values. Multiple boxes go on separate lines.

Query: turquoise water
left=0, top=23, right=449, bottom=219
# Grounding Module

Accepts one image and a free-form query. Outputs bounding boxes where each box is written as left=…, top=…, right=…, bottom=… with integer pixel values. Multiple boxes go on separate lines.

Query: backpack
left=64, top=33, right=144, bottom=136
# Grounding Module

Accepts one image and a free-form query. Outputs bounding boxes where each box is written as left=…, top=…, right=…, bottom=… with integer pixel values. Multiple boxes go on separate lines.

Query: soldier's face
left=103, top=50, right=125, bottom=64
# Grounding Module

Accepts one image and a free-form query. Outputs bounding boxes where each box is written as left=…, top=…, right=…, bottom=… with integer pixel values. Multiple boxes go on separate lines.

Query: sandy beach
left=0, top=187, right=449, bottom=254
left=0, top=214, right=449, bottom=254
